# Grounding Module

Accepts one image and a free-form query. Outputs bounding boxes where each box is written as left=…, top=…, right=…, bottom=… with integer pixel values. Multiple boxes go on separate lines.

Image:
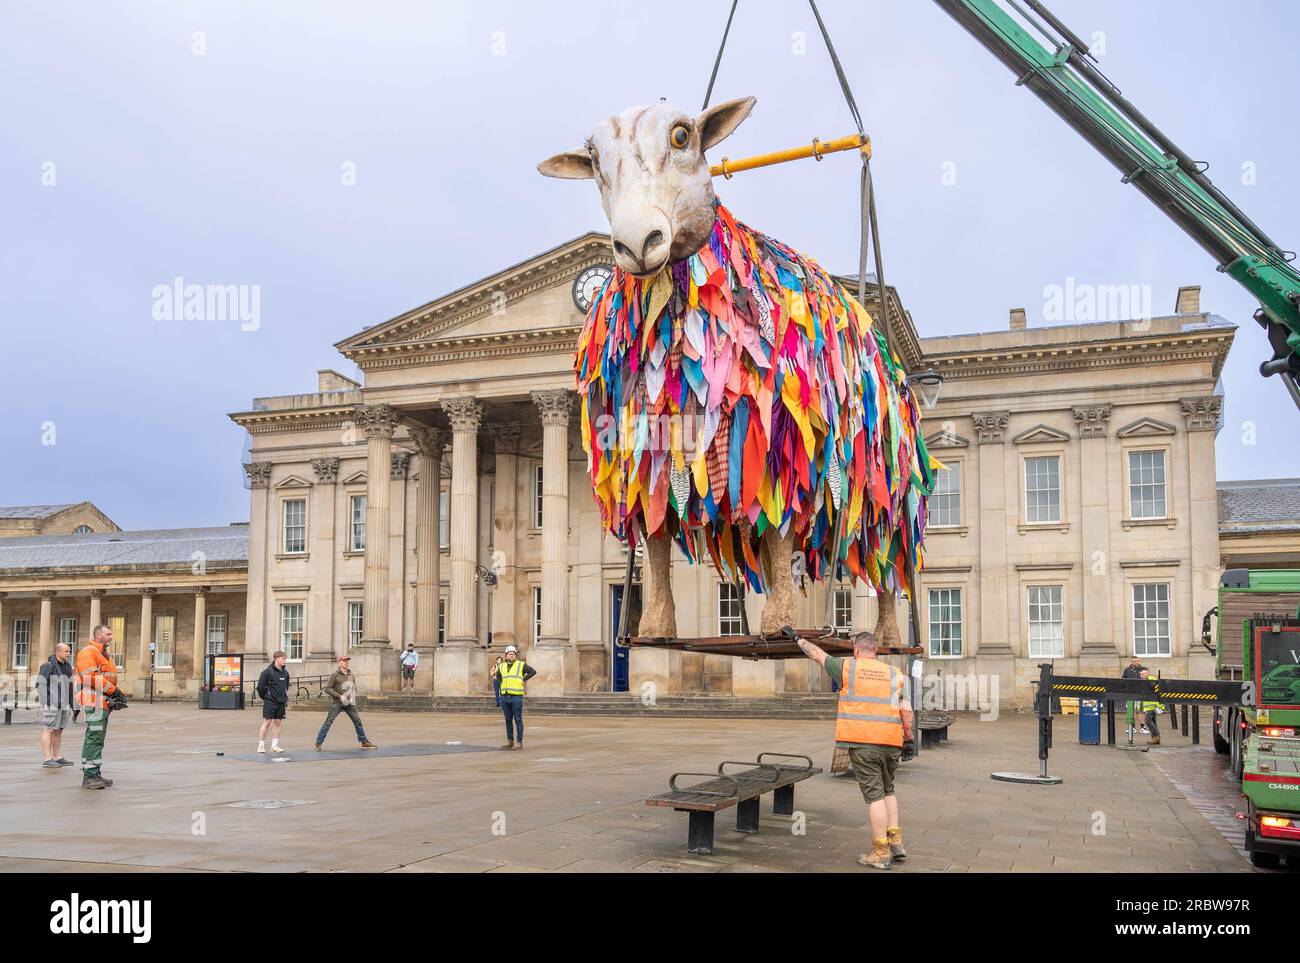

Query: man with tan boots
left=796, top=630, right=914, bottom=870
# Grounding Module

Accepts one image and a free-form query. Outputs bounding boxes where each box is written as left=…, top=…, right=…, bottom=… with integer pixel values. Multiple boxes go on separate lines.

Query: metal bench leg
left=736, top=797, right=760, bottom=834
left=940, top=727, right=949, bottom=743
left=773, top=784, right=795, bottom=816
left=687, top=811, right=715, bottom=855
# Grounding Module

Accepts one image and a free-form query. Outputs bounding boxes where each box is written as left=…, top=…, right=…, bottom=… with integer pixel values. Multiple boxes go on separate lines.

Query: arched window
left=72, top=525, right=94, bottom=535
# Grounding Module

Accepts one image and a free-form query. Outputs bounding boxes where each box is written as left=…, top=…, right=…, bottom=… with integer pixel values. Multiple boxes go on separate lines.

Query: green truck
left=1206, top=569, right=1300, bottom=867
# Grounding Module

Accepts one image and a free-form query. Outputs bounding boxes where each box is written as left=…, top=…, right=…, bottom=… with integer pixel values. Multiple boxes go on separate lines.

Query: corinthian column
left=530, top=389, right=578, bottom=694
left=410, top=426, right=449, bottom=658
left=435, top=397, right=485, bottom=695
left=356, top=404, right=397, bottom=646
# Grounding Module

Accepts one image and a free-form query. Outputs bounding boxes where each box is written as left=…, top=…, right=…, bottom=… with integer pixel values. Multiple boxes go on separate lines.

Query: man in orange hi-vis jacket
left=795, top=629, right=914, bottom=871
left=75, top=624, right=124, bottom=790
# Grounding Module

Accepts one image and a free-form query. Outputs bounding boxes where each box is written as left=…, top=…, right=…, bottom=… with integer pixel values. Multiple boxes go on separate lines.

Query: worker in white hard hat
left=491, top=644, right=536, bottom=749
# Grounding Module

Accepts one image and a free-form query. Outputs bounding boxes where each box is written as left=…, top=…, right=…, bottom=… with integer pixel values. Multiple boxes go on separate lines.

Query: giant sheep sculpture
left=539, top=97, right=937, bottom=644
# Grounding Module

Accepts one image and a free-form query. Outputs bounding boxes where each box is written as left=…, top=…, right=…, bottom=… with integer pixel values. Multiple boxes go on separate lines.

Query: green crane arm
left=933, top=0, right=1300, bottom=410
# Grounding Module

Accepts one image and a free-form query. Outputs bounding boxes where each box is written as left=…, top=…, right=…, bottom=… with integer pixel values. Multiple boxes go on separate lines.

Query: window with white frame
left=928, top=588, right=962, bottom=657
left=73, top=525, right=93, bottom=535
left=11, top=618, right=31, bottom=670
left=534, top=465, right=544, bottom=529
left=347, top=601, right=364, bottom=648
left=438, top=597, right=446, bottom=645
left=1128, top=450, right=1167, bottom=520
left=532, top=587, right=542, bottom=645
left=282, top=498, right=307, bottom=553
left=833, top=588, right=853, bottom=632
left=206, top=613, right=227, bottom=656
left=1027, top=585, right=1065, bottom=657
left=930, top=463, right=961, bottom=527
left=280, top=603, right=305, bottom=661
left=1132, top=583, right=1171, bottom=656
left=154, top=614, right=175, bottom=669
left=718, top=583, right=744, bottom=636
left=58, top=617, right=78, bottom=648
left=1024, top=456, right=1061, bottom=523
left=349, top=494, right=366, bottom=551
left=438, top=487, right=449, bottom=549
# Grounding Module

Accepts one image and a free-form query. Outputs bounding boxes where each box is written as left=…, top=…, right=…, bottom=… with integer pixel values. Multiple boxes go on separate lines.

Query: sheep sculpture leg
left=638, top=531, right=678, bottom=638
left=759, top=526, right=798, bottom=635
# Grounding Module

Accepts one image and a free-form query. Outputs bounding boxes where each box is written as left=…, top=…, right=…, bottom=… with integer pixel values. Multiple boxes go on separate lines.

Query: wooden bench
left=918, top=710, right=956, bottom=749
left=645, top=752, right=823, bottom=854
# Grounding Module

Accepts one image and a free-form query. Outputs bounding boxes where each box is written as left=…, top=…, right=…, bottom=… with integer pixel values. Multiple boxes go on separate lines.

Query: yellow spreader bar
left=710, top=133, right=870, bottom=179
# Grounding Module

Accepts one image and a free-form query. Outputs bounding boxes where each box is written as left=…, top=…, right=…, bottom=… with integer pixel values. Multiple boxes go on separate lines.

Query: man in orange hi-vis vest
left=796, top=630, right=914, bottom=870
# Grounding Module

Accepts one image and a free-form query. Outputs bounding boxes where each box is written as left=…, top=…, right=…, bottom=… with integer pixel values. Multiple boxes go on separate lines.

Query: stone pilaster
left=310, top=457, right=340, bottom=484
left=0, top=593, right=6, bottom=671
left=134, top=588, right=156, bottom=697
left=529, top=390, right=578, bottom=695
left=435, top=397, right=486, bottom=695
left=1073, top=405, right=1116, bottom=659
left=1183, top=395, right=1223, bottom=666
left=973, top=411, right=1010, bottom=658
left=243, top=461, right=272, bottom=662
left=311, top=457, right=340, bottom=658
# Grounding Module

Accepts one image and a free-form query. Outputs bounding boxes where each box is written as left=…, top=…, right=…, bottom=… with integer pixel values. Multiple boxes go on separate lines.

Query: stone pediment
left=1116, top=417, right=1177, bottom=438
left=341, top=470, right=367, bottom=486
left=336, top=233, right=611, bottom=355
left=1012, top=424, right=1072, bottom=445
left=924, top=430, right=969, bottom=449
left=273, top=474, right=312, bottom=489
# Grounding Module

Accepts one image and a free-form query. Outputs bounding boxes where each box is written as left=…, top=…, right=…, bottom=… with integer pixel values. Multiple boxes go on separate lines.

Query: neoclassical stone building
left=231, top=231, right=1243, bottom=702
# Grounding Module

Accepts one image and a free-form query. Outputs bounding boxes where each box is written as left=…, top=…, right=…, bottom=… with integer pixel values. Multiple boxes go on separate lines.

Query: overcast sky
left=2, top=0, right=1297, bottom=531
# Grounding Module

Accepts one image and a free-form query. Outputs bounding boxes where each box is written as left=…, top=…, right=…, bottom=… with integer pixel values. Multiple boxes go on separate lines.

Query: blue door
left=610, top=584, right=640, bottom=692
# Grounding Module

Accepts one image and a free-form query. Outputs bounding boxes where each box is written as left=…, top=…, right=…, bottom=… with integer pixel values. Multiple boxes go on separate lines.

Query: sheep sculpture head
left=539, top=97, right=936, bottom=645
left=539, top=97, right=755, bottom=277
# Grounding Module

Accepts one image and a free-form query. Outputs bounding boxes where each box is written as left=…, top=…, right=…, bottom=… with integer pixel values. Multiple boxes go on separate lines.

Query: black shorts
left=262, top=701, right=286, bottom=720
left=402, top=665, right=416, bottom=678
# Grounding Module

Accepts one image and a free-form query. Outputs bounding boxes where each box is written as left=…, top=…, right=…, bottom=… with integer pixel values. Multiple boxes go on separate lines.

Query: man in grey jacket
left=314, top=655, right=378, bottom=751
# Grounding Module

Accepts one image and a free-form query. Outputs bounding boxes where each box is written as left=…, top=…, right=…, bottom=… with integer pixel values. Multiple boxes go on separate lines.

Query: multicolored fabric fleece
left=574, top=201, right=940, bottom=598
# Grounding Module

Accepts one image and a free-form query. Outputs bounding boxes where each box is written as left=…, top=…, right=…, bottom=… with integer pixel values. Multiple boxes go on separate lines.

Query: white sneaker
left=257, top=744, right=266, bottom=753
left=1138, top=726, right=1149, bottom=735
left=271, top=745, right=284, bottom=753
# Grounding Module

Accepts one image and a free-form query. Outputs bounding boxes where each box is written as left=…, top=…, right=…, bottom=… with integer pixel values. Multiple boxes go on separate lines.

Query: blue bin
left=1078, top=699, right=1101, bottom=745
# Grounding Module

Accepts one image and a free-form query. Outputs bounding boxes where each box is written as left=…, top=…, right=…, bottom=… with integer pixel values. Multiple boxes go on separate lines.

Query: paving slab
left=0, top=702, right=1265, bottom=873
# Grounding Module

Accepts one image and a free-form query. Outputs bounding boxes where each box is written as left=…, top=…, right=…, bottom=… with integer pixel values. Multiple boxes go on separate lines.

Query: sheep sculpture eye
left=669, top=124, right=690, bottom=149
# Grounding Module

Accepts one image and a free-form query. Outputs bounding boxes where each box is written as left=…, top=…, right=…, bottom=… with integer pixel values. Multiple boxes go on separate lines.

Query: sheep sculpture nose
left=611, top=226, right=669, bottom=277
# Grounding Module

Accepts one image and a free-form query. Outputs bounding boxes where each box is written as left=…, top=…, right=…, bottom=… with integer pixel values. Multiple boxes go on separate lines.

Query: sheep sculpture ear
left=696, top=96, right=757, bottom=152
left=537, top=149, right=595, bottom=179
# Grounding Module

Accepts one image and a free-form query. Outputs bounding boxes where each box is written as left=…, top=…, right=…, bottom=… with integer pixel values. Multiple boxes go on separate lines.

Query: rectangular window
left=282, top=498, right=307, bottom=554
left=930, top=464, right=961, bottom=527
left=154, top=614, right=175, bottom=669
left=534, top=465, right=545, bottom=529
left=11, top=618, right=31, bottom=670
left=1128, top=450, right=1167, bottom=520
left=349, top=494, right=367, bottom=551
left=347, top=601, right=364, bottom=648
left=438, top=487, right=449, bottom=550
left=718, top=583, right=744, bottom=636
left=280, top=603, right=305, bottom=661
left=205, top=613, right=227, bottom=656
left=928, top=588, right=962, bottom=657
left=833, top=588, right=853, bottom=632
left=1024, top=456, right=1061, bottom=524
left=1132, top=583, right=1171, bottom=657
left=107, top=616, right=126, bottom=666
left=1027, top=585, right=1065, bottom=658
left=533, top=587, right=542, bottom=645
left=438, top=597, right=446, bottom=646
left=58, top=617, right=78, bottom=648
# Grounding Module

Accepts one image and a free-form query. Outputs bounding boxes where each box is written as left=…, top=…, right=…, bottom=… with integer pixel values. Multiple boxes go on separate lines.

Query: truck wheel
left=1212, top=708, right=1229, bottom=754
left=1230, top=716, right=1244, bottom=780
left=1250, top=849, right=1280, bottom=869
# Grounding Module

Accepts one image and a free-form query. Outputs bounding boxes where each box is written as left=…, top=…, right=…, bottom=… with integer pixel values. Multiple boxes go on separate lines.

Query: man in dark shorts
left=795, top=630, right=914, bottom=870
left=399, top=643, right=419, bottom=692
left=256, top=650, right=290, bottom=753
